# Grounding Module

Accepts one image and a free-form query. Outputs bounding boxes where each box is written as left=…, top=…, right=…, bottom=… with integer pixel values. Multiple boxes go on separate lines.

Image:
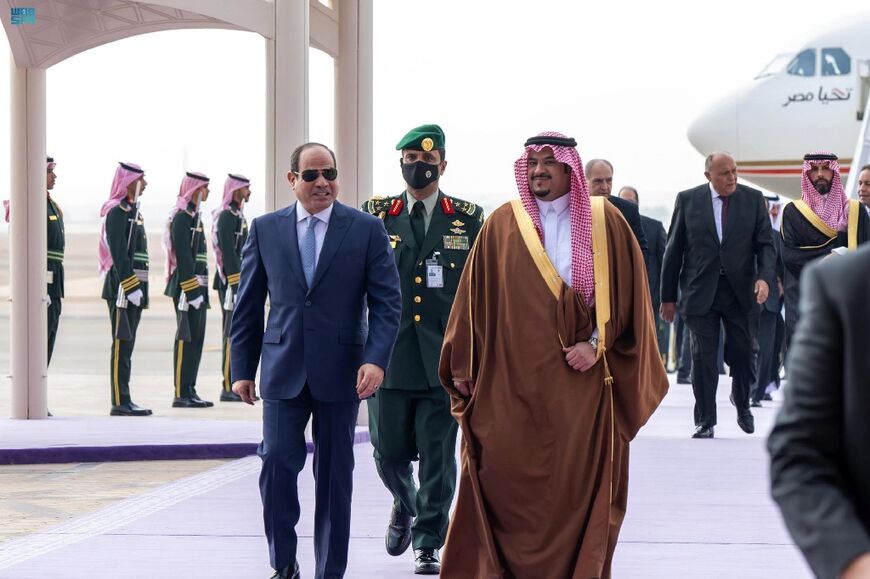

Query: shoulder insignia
left=448, top=197, right=478, bottom=217
left=440, top=197, right=455, bottom=215
left=388, top=198, right=404, bottom=216
left=364, top=197, right=396, bottom=218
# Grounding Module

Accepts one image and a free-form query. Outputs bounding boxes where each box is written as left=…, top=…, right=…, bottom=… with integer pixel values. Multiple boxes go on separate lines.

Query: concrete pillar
left=335, top=0, right=373, bottom=208
left=9, top=61, right=47, bottom=419
left=265, top=0, right=310, bottom=212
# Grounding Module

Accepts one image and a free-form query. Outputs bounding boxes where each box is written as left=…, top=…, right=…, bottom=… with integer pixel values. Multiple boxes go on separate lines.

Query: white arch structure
left=1, top=0, right=373, bottom=419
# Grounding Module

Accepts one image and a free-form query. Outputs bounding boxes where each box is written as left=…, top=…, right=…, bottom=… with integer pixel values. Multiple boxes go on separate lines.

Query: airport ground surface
left=0, top=233, right=811, bottom=577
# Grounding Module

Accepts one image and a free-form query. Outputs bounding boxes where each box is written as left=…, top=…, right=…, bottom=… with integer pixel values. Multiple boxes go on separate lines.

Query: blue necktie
left=302, top=216, right=317, bottom=287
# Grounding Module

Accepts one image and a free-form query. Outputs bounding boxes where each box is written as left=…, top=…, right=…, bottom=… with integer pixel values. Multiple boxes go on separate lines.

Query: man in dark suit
left=768, top=246, right=870, bottom=579
left=660, top=152, right=775, bottom=439
left=585, top=159, right=649, bottom=263
left=752, top=195, right=785, bottom=406
left=231, top=142, right=402, bottom=579
left=618, top=185, right=668, bottom=360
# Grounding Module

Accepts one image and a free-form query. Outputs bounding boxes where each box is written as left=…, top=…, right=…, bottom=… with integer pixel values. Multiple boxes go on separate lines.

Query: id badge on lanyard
left=426, top=251, right=444, bottom=288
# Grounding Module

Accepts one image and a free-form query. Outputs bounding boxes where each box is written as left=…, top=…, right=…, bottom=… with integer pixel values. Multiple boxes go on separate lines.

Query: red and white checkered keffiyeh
left=99, top=162, right=145, bottom=276
left=801, top=151, right=848, bottom=231
left=514, top=131, right=595, bottom=305
left=211, top=174, right=249, bottom=283
left=163, top=172, right=209, bottom=283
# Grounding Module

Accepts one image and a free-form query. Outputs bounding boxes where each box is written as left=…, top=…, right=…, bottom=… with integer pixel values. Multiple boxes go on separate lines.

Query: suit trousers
left=259, top=388, right=360, bottom=579
left=217, top=285, right=233, bottom=393
left=753, top=309, right=783, bottom=402
left=367, top=387, right=458, bottom=550
left=171, top=295, right=206, bottom=399
left=47, top=298, right=62, bottom=366
left=107, top=300, right=142, bottom=406
left=675, top=311, right=692, bottom=381
left=684, top=276, right=754, bottom=427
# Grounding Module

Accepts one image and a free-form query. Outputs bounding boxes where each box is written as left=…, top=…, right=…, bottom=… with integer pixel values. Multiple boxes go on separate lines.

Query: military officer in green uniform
left=164, top=172, right=213, bottom=408
left=46, top=156, right=64, bottom=366
left=211, top=173, right=251, bottom=402
left=362, top=124, right=484, bottom=575
left=99, top=162, right=152, bottom=416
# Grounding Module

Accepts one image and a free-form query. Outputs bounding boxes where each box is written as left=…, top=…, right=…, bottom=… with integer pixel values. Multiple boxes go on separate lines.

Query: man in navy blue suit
left=231, top=142, right=402, bottom=579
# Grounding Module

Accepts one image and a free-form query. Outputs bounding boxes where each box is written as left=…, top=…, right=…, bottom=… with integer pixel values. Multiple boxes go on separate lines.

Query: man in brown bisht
left=439, top=131, right=668, bottom=578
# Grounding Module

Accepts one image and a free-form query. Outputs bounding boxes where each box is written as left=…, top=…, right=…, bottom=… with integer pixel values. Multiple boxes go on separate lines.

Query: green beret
left=395, top=124, right=445, bottom=152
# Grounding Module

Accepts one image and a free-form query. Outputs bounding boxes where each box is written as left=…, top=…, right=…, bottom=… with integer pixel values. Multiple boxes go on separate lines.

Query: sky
left=1, top=0, right=869, bottom=230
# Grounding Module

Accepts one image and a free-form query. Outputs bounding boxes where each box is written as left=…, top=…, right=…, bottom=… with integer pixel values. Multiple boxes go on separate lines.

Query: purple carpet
left=0, top=417, right=370, bottom=464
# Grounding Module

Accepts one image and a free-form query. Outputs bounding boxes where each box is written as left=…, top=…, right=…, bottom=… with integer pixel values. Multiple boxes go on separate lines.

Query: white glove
left=45, top=295, right=51, bottom=307
left=188, top=295, right=204, bottom=310
left=127, top=289, right=143, bottom=307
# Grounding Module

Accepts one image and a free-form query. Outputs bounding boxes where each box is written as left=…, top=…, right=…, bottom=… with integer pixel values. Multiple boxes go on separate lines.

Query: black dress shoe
left=750, top=399, right=762, bottom=408
left=737, top=411, right=755, bottom=434
left=172, top=397, right=212, bottom=408
left=762, top=393, right=773, bottom=401
left=269, top=561, right=300, bottom=579
left=190, top=391, right=214, bottom=407
left=386, top=504, right=412, bottom=556
left=414, top=548, right=440, bottom=575
left=220, top=390, right=243, bottom=402
left=676, top=377, right=691, bottom=385
left=110, top=402, right=153, bottom=416
left=692, top=425, right=714, bottom=439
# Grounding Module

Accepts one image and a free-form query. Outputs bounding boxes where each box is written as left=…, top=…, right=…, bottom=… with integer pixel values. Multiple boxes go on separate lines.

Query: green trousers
left=172, top=296, right=207, bottom=399
left=107, top=301, right=142, bottom=406
left=48, top=298, right=62, bottom=366
left=367, top=387, right=458, bottom=550
left=217, top=285, right=233, bottom=393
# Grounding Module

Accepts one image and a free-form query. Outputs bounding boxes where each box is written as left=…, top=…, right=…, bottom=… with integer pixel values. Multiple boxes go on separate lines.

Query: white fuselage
left=688, top=18, right=869, bottom=198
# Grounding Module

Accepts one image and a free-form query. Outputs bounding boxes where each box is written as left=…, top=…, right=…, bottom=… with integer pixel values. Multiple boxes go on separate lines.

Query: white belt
left=46, top=271, right=54, bottom=284
left=134, top=269, right=149, bottom=282
left=196, top=274, right=208, bottom=287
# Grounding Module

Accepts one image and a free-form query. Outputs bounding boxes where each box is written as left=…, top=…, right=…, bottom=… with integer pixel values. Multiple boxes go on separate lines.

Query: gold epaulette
left=450, top=198, right=480, bottom=218
left=363, top=196, right=397, bottom=218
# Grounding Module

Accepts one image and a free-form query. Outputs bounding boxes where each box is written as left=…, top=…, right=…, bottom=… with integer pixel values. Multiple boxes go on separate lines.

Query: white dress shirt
left=296, top=201, right=333, bottom=270
left=709, top=183, right=725, bottom=242
left=535, top=194, right=572, bottom=286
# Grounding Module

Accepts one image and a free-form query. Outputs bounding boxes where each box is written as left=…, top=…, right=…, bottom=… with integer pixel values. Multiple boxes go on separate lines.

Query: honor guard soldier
left=99, top=162, right=152, bottom=416
left=46, top=157, right=65, bottom=367
left=211, top=173, right=251, bottom=402
left=362, top=124, right=484, bottom=574
left=164, top=172, right=213, bottom=408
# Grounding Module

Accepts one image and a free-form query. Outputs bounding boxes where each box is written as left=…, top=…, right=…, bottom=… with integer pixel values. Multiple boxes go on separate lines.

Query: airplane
left=688, top=16, right=870, bottom=198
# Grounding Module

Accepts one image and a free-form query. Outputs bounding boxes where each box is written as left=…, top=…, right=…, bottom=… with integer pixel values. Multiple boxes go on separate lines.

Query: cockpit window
left=787, top=49, right=816, bottom=77
left=756, top=53, right=794, bottom=79
left=821, top=48, right=851, bottom=76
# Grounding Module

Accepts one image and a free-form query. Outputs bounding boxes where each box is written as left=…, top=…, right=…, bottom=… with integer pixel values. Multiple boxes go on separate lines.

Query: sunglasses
left=294, top=168, right=338, bottom=182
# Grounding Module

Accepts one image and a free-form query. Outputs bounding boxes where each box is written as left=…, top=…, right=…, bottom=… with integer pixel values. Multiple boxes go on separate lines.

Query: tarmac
left=0, top=232, right=812, bottom=577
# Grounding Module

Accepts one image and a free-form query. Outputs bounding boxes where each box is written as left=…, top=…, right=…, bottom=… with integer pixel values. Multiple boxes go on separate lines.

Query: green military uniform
left=102, top=199, right=150, bottom=408
left=165, top=203, right=211, bottom=402
left=47, top=194, right=64, bottom=365
left=213, top=201, right=248, bottom=396
left=363, top=188, right=483, bottom=550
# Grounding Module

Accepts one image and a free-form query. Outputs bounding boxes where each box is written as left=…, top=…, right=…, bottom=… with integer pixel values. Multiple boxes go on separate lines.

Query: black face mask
left=401, top=161, right=440, bottom=190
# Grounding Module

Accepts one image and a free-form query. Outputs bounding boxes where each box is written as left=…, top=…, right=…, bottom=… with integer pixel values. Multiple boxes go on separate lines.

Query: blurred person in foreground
left=768, top=245, right=870, bottom=579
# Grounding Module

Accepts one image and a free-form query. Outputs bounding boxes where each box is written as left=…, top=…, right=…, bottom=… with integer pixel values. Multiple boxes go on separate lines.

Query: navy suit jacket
left=230, top=200, right=402, bottom=402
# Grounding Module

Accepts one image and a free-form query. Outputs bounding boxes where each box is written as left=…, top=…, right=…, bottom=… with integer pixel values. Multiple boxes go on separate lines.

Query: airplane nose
left=687, top=95, right=739, bottom=157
